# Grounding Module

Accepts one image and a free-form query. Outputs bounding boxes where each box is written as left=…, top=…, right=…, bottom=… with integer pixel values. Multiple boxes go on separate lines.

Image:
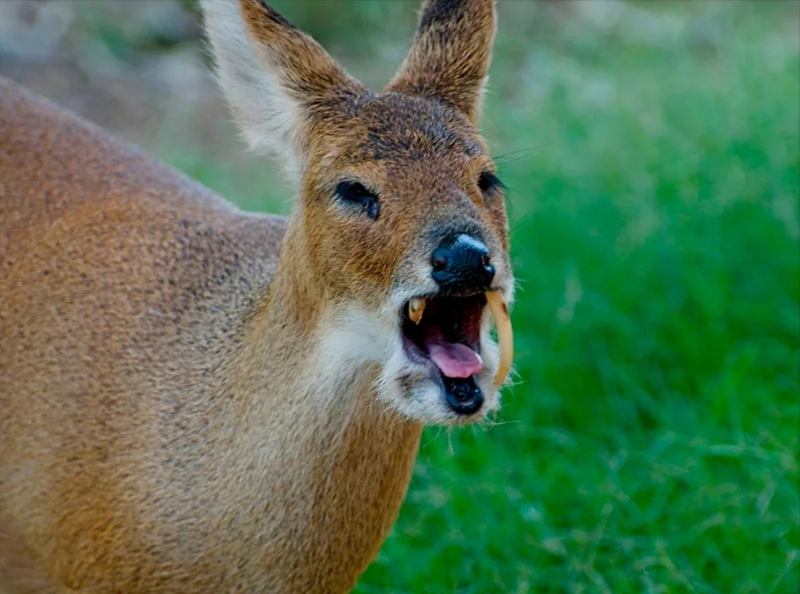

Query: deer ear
left=201, top=0, right=366, bottom=179
left=386, top=0, right=497, bottom=124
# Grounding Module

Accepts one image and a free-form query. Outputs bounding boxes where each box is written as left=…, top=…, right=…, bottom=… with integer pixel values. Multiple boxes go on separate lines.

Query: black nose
left=430, top=233, right=495, bottom=294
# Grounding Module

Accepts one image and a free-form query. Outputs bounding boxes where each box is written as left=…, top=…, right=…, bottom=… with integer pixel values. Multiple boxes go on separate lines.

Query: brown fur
left=0, top=1, right=510, bottom=592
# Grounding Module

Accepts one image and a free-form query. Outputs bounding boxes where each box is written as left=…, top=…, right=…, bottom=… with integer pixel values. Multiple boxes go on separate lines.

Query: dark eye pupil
left=335, top=181, right=379, bottom=219
left=478, top=172, right=499, bottom=193
left=337, top=181, right=371, bottom=199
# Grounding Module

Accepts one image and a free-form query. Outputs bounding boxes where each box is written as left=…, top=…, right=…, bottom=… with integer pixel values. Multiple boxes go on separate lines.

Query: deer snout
left=430, top=233, right=495, bottom=295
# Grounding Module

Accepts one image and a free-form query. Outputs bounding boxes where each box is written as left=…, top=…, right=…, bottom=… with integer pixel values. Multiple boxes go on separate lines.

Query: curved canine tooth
left=408, top=297, right=426, bottom=324
left=486, top=290, right=513, bottom=387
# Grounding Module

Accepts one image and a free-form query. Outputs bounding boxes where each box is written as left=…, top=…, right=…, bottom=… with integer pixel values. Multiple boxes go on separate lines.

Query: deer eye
left=478, top=171, right=503, bottom=197
left=335, top=181, right=380, bottom=220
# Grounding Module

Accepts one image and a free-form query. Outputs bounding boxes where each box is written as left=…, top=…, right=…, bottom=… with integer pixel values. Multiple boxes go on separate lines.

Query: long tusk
left=486, top=290, right=513, bottom=388
left=408, top=297, right=426, bottom=324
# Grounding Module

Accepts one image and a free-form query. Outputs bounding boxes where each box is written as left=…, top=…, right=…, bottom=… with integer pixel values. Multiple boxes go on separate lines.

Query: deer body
left=0, top=1, right=512, bottom=593
left=1, top=78, right=420, bottom=593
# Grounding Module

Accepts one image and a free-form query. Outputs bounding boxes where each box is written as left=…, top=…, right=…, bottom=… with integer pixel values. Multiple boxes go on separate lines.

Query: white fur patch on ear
left=201, top=0, right=306, bottom=179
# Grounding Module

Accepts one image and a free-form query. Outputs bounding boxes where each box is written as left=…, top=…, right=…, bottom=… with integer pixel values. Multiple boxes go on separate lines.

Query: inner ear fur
left=202, top=0, right=366, bottom=177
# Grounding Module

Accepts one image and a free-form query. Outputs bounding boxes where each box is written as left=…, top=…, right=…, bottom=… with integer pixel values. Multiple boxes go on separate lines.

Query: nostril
left=431, top=249, right=449, bottom=272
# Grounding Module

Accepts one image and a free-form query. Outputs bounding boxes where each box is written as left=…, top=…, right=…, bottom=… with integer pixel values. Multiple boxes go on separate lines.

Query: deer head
left=202, top=0, right=514, bottom=425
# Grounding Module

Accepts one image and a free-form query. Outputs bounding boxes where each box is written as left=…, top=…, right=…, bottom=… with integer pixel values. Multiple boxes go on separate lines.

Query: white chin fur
left=375, top=315, right=501, bottom=426
left=318, top=303, right=501, bottom=426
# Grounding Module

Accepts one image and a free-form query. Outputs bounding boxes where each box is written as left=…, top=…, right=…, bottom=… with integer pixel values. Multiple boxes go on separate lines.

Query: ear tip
left=240, top=0, right=299, bottom=32
left=419, top=0, right=496, bottom=30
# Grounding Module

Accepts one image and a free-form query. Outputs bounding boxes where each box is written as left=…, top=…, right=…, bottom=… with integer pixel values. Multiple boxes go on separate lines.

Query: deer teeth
left=408, top=297, right=426, bottom=324
left=486, top=290, right=513, bottom=388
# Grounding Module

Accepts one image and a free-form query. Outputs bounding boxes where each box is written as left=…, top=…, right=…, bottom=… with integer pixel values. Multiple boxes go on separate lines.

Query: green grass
left=137, top=2, right=800, bottom=591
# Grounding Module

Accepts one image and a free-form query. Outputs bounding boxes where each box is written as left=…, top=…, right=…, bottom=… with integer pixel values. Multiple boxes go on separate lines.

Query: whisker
left=508, top=211, right=538, bottom=237
left=493, top=142, right=553, bottom=163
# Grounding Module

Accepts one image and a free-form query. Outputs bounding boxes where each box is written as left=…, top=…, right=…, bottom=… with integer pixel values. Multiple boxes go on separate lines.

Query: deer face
left=203, top=0, right=514, bottom=424
left=302, top=94, right=513, bottom=423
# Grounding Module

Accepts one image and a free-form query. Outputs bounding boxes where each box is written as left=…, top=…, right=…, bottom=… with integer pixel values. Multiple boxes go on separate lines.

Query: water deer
left=0, top=0, right=514, bottom=592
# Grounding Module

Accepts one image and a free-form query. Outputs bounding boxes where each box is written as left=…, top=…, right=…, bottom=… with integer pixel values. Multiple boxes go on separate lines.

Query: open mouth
left=401, top=293, right=488, bottom=415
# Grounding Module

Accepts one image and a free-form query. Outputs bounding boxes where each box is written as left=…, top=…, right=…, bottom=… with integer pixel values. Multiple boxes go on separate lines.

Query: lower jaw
left=401, top=343, right=487, bottom=417
left=441, top=375, right=484, bottom=416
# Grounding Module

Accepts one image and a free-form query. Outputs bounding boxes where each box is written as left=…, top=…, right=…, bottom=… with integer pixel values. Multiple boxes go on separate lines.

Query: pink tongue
left=426, top=339, right=483, bottom=379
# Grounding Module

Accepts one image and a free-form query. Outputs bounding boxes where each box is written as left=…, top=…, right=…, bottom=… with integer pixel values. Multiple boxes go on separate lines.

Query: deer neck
left=221, top=218, right=423, bottom=586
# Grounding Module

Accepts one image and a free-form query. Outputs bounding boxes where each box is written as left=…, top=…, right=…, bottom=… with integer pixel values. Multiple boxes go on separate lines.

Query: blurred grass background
left=1, top=1, right=797, bottom=592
